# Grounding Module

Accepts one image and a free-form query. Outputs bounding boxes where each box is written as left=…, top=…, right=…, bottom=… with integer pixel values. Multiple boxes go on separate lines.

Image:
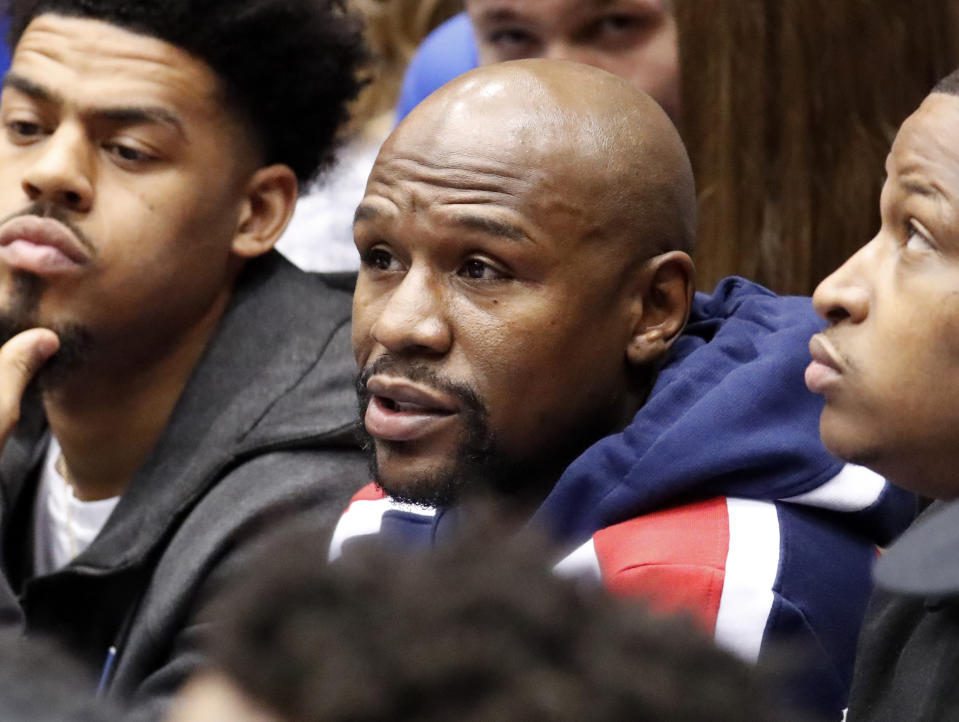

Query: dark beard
left=0, top=271, right=92, bottom=390
left=0, top=202, right=97, bottom=389
left=355, top=355, right=522, bottom=508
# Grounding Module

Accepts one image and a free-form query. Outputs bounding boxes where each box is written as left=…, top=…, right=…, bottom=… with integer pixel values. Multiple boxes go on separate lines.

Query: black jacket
left=0, top=252, right=367, bottom=719
left=847, top=500, right=959, bottom=721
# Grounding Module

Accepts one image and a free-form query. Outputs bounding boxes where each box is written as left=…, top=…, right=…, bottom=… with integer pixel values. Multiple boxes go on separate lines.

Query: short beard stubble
left=355, top=355, right=520, bottom=508
left=0, top=202, right=94, bottom=390
left=0, top=271, right=92, bottom=391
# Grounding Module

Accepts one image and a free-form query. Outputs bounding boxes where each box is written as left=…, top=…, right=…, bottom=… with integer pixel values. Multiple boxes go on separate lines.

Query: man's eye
left=362, top=248, right=399, bottom=272
left=905, top=220, right=935, bottom=253
left=586, top=12, right=656, bottom=45
left=104, top=143, right=155, bottom=163
left=599, top=13, right=644, bottom=33
left=5, top=120, right=43, bottom=140
left=485, top=27, right=538, bottom=55
left=459, top=258, right=505, bottom=280
left=490, top=28, right=531, bottom=44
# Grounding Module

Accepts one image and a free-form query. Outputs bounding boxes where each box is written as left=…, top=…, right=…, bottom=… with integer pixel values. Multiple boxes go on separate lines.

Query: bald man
left=336, top=60, right=910, bottom=716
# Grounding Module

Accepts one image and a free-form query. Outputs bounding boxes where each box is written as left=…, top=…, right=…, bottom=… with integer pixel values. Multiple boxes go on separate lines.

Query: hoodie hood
left=531, top=277, right=915, bottom=547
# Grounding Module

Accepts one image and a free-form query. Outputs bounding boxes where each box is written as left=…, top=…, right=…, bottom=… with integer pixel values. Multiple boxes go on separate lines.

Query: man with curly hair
left=0, top=0, right=369, bottom=716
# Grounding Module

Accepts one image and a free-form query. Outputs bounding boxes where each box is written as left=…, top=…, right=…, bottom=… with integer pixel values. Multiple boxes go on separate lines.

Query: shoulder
left=847, top=588, right=959, bottom=721
left=555, top=498, right=778, bottom=656
left=555, top=498, right=877, bottom=656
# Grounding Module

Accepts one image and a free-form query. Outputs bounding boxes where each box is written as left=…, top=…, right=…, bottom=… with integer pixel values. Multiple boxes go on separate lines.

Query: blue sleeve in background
left=0, top=15, right=10, bottom=76
left=395, top=12, right=479, bottom=123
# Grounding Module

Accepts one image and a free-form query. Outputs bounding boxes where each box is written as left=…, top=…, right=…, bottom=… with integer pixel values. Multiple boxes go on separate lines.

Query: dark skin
left=352, top=59, right=696, bottom=506
left=808, top=92, right=959, bottom=500
left=0, top=16, right=298, bottom=500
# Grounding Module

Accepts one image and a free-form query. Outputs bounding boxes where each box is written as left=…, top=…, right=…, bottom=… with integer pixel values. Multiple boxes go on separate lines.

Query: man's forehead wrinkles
left=895, top=153, right=959, bottom=203
left=365, top=179, right=527, bottom=219
left=13, top=27, right=221, bottom=109
left=19, top=20, right=187, bottom=67
left=378, top=154, right=533, bottom=191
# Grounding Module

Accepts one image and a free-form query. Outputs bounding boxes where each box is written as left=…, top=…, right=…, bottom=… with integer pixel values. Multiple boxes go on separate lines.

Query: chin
left=818, top=413, right=882, bottom=468
left=371, top=455, right=465, bottom=508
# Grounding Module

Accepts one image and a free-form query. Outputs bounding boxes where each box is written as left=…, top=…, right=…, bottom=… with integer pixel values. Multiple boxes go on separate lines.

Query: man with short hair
left=333, top=59, right=914, bottom=718
left=396, top=0, right=679, bottom=122
left=806, top=67, right=959, bottom=721
left=0, top=0, right=368, bottom=715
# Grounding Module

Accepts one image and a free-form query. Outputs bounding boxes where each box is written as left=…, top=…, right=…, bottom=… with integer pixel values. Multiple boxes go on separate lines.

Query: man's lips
left=805, top=333, right=844, bottom=394
left=0, top=216, right=90, bottom=275
left=364, top=375, right=459, bottom=442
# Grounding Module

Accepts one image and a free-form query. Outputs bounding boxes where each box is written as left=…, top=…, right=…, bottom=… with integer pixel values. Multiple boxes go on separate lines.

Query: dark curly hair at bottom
left=5, top=0, right=368, bottom=186
left=205, top=513, right=810, bottom=722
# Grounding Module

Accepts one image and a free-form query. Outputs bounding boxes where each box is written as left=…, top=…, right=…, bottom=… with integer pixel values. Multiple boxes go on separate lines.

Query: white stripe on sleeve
left=783, top=463, right=887, bottom=512
left=552, top=537, right=602, bottom=585
left=714, top=498, right=781, bottom=663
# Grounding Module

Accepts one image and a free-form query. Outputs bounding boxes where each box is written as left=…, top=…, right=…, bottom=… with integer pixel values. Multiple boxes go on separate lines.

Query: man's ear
left=626, top=251, right=695, bottom=366
left=231, top=164, right=298, bottom=259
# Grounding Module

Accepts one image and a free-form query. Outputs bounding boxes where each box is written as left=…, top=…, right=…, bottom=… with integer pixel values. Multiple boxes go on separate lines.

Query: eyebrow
left=3, top=72, right=186, bottom=137
left=2, top=72, right=57, bottom=103
left=353, top=204, right=380, bottom=225
left=899, top=177, right=943, bottom=200
left=95, top=106, right=185, bottom=136
left=478, top=0, right=618, bottom=22
left=354, top=204, right=528, bottom=241
left=450, top=213, right=528, bottom=241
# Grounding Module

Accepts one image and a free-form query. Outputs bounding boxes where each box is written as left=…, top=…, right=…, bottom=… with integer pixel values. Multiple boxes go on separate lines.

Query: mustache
left=819, top=329, right=858, bottom=374
left=355, top=355, right=486, bottom=416
left=0, top=201, right=95, bottom=255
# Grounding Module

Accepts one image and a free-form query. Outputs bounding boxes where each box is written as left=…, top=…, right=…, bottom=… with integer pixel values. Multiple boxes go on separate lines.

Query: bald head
left=386, top=58, right=696, bottom=259
left=352, top=58, right=696, bottom=508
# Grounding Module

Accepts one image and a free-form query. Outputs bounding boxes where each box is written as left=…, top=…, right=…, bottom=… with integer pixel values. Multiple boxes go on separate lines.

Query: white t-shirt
left=275, top=132, right=385, bottom=272
left=33, top=438, right=120, bottom=576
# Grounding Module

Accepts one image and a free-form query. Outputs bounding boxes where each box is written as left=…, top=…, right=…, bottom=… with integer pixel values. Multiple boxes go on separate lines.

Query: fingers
left=0, top=329, right=59, bottom=446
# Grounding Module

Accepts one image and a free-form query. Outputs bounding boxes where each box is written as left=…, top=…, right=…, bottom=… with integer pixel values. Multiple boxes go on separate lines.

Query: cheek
left=939, top=292, right=959, bottom=362
left=351, top=296, right=378, bottom=365
left=97, top=176, right=223, bottom=249
left=468, top=308, right=621, bottom=430
left=886, top=294, right=959, bottom=383
left=620, top=34, right=680, bottom=105
left=853, top=296, right=959, bottom=438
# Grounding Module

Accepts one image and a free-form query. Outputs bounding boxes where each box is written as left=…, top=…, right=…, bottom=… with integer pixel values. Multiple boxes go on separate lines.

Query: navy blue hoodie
left=333, top=278, right=916, bottom=719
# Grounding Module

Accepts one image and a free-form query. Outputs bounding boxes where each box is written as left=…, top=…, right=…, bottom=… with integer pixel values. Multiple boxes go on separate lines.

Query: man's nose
left=812, top=239, right=874, bottom=325
left=20, top=123, right=94, bottom=213
left=542, top=40, right=592, bottom=65
left=370, top=266, right=452, bottom=356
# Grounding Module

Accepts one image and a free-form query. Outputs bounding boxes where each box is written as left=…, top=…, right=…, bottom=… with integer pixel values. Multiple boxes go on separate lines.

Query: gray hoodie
left=0, top=251, right=367, bottom=719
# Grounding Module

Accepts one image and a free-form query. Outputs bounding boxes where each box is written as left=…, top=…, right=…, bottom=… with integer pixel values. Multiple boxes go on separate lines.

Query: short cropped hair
left=933, top=67, right=959, bottom=97
left=205, top=517, right=804, bottom=722
left=6, top=0, right=368, bottom=185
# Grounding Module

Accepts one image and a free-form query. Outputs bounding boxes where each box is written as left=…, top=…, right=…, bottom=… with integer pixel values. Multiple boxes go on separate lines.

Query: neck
left=42, top=294, right=231, bottom=502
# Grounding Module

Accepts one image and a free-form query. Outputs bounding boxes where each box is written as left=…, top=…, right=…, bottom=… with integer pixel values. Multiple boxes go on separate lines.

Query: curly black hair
left=204, top=516, right=809, bottom=722
left=5, top=0, right=368, bottom=185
